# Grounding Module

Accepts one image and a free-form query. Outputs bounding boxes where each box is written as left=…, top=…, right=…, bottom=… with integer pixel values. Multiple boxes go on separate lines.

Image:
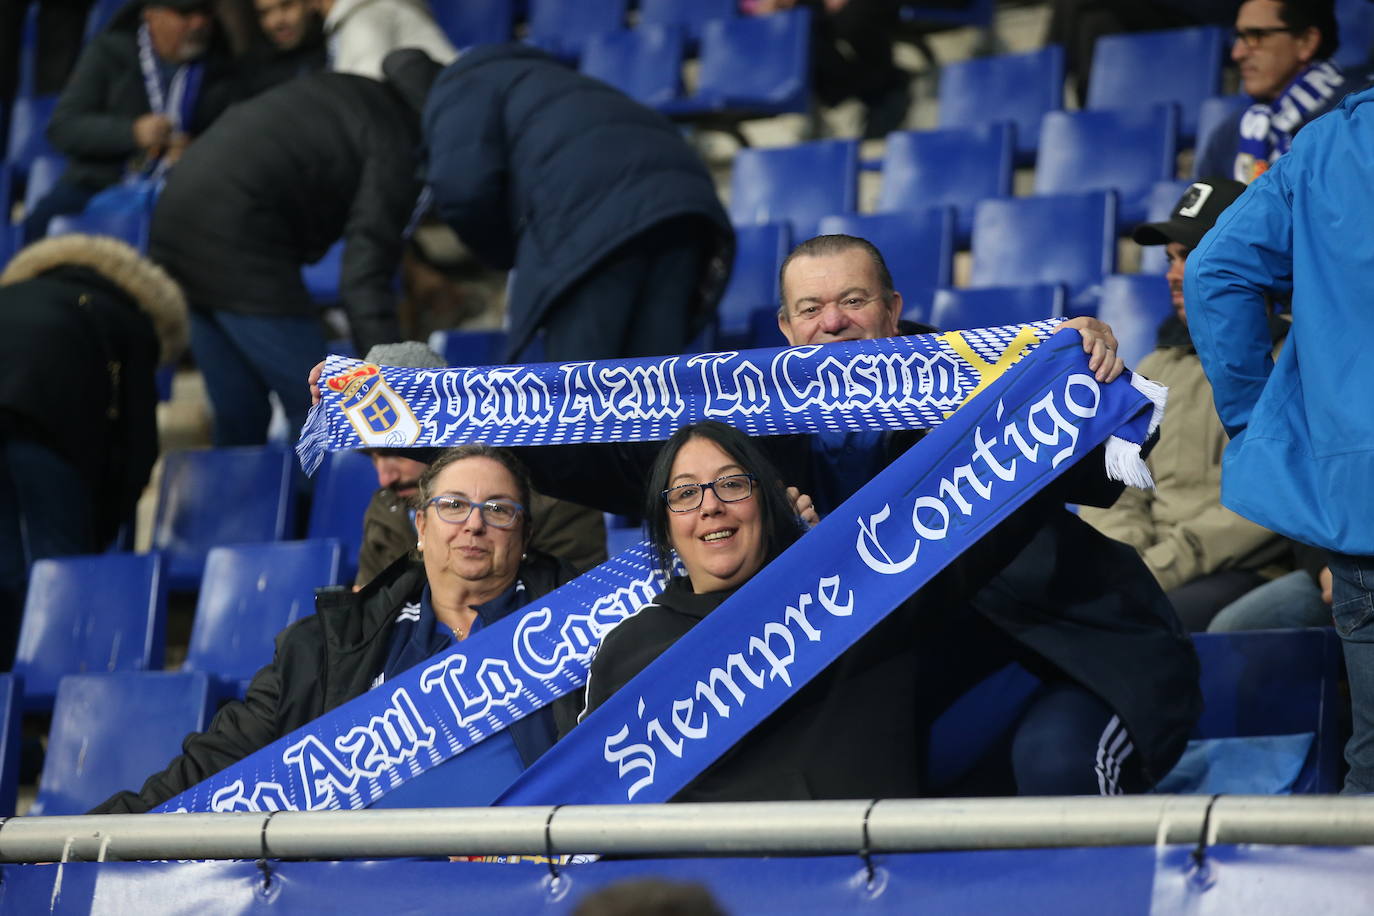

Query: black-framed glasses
left=1232, top=25, right=1297, bottom=48
left=662, top=474, right=757, bottom=513
left=426, top=496, right=525, bottom=528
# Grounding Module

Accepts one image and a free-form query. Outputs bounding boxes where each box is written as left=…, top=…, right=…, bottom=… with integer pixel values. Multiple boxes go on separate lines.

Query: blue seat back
left=5, top=94, right=58, bottom=175
left=716, top=221, right=790, bottom=344
left=969, top=191, right=1117, bottom=313
left=900, top=0, right=995, bottom=29
left=185, top=539, right=342, bottom=691
left=929, top=283, right=1066, bottom=332
left=730, top=138, right=858, bottom=241
left=526, top=0, right=628, bottom=61
left=1193, top=94, right=1248, bottom=177
left=816, top=208, right=954, bottom=325
left=937, top=45, right=1063, bottom=160
left=429, top=328, right=508, bottom=367
left=21, top=153, right=64, bottom=213
left=639, top=0, right=736, bottom=42
left=152, top=446, right=297, bottom=590
left=1034, top=105, right=1178, bottom=229
left=84, top=0, right=126, bottom=42
left=31, top=671, right=211, bottom=815
left=1086, top=25, right=1227, bottom=142
left=1335, top=0, right=1374, bottom=70
left=47, top=205, right=151, bottom=250
left=877, top=123, right=1013, bottom=244
left=12, top=553, right=166, bottom=711
left=305, top=449, right=377, bottom=581
left=302, top=238, right=343, bottom=306
left=1136, top=178, right=1192, bottom=276
left=695, top=8, right=811, bottom=114
left=1095, top=274, right=1173, bottom=369
left=0, top=675, right=20, bottom=816
left=580, top=25, right=685, bottom=107
left=431, top=0, right=514, bottom=48
left=1190, top=629, right=1346, bottom=793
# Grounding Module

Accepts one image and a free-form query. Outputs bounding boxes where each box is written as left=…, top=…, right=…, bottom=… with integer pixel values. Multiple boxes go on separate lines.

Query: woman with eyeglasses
left=576, top=421, right=1199, bottom=801
left=92, top=444, right=579, bottom=814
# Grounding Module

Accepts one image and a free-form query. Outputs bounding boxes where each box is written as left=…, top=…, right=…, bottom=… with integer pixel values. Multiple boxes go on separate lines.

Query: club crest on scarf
left=327, top=362, right=422, bottom=447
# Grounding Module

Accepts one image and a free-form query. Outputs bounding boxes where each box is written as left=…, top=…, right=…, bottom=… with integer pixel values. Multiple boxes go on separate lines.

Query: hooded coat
left=421, top=44, right=735, bottom=359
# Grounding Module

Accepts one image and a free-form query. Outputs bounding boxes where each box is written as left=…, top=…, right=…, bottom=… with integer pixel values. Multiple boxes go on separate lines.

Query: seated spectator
left=24, top=0, right=240, bottom=242
left=149, top=66, right=421, bottom=447
left=240, top=0, right=326, bottom=95
left=1195, top=0, right=1345, bottom=183
left=577, top=421, right=1199, bottom=798
left=91, top=445, right=581, bottom=813
left=392, top=47, right=734, bottom=363
left=1079, top=178, right=1291, bottom=631
left=1208, top=542, right=1332, bottom=631
left=0, top=233, right=187, bottom=668
left=354, top=342, right=607, bottom=586
left=316, top=0, right=455, bottom=80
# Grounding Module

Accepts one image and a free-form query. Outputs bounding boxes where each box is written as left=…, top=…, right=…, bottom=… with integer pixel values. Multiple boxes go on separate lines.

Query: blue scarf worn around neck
left=1234, top=59, right=1344, bottom=183
left=156, top=327, right=1162, bottom=813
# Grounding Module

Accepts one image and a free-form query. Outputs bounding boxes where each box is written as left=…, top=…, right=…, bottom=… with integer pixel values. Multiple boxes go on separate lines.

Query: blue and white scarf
left=157, top=326, right=1163, bottom=813
left=136, top=22, right=204, bottom=178
left=1235, top=59, right=1344, bottom=183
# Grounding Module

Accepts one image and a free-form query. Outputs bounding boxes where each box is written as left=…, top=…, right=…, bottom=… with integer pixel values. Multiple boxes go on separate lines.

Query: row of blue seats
left=0, top=626, right=1346, bottom=815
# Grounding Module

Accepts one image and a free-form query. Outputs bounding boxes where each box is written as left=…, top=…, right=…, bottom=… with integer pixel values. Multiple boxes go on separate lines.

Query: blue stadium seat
left=11, top=552, right=167, bottom=712
left=431, top=0, right=514, bottom=49
left=1335, top=0, right=1374, bottom=70
left=900, top=0, right=995, bottom=30
left=30, top=671, right=212, bottom=815
left=1035, top=105, right=1178, bottom=231
left=936, top=45, right=1063, bottom=162
left=84, top=0, right=126, bottom=42
left=1137, top=178, right=1192, bottom=276
left=638, top=0, right=736, bottom=43
left=20, top=152, right=63, bottom=215
left=184, top=539, right=342, bottom=696
left=302, top=239, right=343, bottom=306
left=969, top=191, right=1117, bottom=315
left=429, top=328, right=508, bottom=367
left=1192, top=94, right=1248, bottom=177
left=658, top=8, right=811, bottom=123
left=606, top=526, right=646, bottom=557
left=152, top=446, right=297, bottom=590
left=14, top=2, right=38, bottom=100
left=306, top=449, right=377, bottom=581
left=47, top=204, right=151, bottom=250
left=729, top=138, right=858, bottom=241
left=877, top=123, right=1013, bottom=245
left=816, top=208, right=954, bottom=325
left=0, top=675, right=20, bottom=816
left=716, top=221, right=790, bottom=348
left=5, top=94, right=59, bottom=177
left=929, top=283, right=1066, bottom=332
left=1094, top=274, right=1173, bottom=369
left=1189, top=629, right=1346, bottom=794
left=1085, top=25, right=1227, bottom=143
left=580, top=25, right=685, bottom=107
left=526, top=0, right=628, bottom=62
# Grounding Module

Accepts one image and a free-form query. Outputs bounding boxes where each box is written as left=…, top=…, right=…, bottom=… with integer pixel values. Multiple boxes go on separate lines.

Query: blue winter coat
left=1185, top=86, right=1374, bottom=555
left=421, top=45, right=734, bottom=357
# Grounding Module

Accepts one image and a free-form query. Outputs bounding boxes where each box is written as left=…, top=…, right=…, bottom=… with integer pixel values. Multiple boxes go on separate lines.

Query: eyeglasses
left=1232, top=26, right=1297, bottom=48
left=426, top=496, right=525, bottom=528
left=662, top=474, right=757, bottom=513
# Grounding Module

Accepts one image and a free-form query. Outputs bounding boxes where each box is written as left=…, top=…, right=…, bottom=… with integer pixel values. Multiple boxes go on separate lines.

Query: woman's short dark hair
left=643, top=422, right=802, bottom=581
left=415, top=444, right=536, bottom=544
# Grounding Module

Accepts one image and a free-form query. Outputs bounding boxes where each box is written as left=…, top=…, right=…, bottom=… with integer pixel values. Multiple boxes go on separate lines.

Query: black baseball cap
left=1132, top=178, right=1247, bottom=249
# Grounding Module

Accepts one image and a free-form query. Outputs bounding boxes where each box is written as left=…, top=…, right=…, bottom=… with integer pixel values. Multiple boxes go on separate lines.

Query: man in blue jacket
left=1185, top=85, right=1374, bottom=794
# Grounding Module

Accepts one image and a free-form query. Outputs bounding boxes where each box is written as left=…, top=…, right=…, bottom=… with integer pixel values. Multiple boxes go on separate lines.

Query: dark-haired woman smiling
left=577, top=421, right=1199, bottom=801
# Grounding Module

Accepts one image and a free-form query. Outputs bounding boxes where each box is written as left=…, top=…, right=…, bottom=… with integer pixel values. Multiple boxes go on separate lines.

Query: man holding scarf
left=1195, top=0, right=1345, bottom=184
left=23, top=0, right=239, bottom=242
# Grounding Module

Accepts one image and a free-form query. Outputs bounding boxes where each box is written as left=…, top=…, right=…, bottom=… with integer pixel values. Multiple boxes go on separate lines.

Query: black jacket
left=422, top=44, right=734, bottom=357
left=92, top=551, right=576, bottom=814
left=149, top=72, right=420, bottom=354
left=46, top=20, right=238, bottom=190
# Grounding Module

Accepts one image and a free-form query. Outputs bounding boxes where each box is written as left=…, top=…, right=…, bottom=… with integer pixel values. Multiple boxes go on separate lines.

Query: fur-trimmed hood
left=1, top=234, right=188, bottom=365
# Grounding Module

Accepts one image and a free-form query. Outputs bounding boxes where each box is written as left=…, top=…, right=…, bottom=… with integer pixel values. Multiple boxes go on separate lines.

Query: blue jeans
left=189, top=309, right=325, bottom=449
left=1327, top=552, right=1374, bottom=794
left=1207, top=570, right=1333, bottom=632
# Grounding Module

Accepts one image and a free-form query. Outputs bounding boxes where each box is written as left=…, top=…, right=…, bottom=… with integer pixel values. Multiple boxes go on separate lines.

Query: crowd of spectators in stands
left=5, top=0, right=1374, bottom=816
